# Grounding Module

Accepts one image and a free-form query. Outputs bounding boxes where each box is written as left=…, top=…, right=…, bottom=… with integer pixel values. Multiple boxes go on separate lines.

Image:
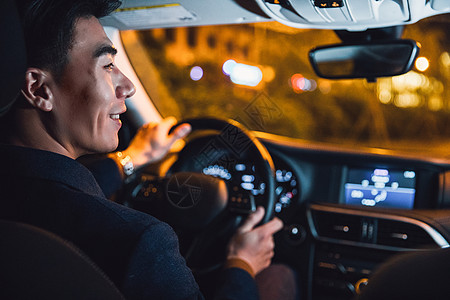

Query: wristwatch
left=115, top=151, right=134, bottom=177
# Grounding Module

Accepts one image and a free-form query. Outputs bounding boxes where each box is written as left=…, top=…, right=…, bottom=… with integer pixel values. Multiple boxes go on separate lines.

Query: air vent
left=312, top=211, right=362, bottom=242
left=377, top=219, right=437, bottom=249
left=308, top=205, right=449, bottom=250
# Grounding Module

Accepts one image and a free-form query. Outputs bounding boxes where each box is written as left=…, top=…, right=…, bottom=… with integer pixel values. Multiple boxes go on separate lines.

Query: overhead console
left=255, top=0, right=449, bottom=30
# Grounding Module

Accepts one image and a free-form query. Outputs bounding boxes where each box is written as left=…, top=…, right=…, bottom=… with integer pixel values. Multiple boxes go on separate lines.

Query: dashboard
left=263, top=136, right=450, bottom=211
left=260, top=135, right=450, bottom=300
left=128, top=131, right=450, bottom=300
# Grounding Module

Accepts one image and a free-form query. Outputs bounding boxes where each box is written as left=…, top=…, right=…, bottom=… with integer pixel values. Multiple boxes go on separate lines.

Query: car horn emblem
left=166, top=173, right=202, bottom=209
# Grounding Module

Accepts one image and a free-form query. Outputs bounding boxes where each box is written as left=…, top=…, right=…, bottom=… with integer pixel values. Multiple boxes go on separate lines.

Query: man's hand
left=122, top=117, right=191, bottom=169
left=227, top=207, right=283, bottom=276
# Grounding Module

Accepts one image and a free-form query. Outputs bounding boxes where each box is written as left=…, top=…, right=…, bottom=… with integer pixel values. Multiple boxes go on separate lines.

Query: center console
left=307, top=203, right=450, bottom=299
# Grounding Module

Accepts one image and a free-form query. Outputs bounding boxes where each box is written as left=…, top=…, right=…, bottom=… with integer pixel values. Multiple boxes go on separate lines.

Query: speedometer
left=202, top=162, right=265, bottom=214
left=202, top=163, right=265, bottom=195
left=201, top=158, right=299, bottom=215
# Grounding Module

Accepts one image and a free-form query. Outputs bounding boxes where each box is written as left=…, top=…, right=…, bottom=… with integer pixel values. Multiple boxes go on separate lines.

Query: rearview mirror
left=309, top=39, right=420, bottom=80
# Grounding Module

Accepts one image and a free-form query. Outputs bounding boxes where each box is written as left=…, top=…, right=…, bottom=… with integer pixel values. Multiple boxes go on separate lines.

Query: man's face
left=49, top=17, right=135, bottom=157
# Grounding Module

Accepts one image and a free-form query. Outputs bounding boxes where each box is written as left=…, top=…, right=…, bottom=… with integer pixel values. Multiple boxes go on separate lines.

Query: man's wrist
left=108, top=151, right=135, bottom=178
left=225, top=257, right=255, bottom=278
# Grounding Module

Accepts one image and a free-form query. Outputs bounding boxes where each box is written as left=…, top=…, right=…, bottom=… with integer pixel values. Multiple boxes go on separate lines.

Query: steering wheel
left=126, top=117, right=276, bottom=273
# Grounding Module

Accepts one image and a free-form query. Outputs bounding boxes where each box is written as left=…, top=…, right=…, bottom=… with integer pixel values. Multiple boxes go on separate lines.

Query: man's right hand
left=226, top=207, right=283, bottom=276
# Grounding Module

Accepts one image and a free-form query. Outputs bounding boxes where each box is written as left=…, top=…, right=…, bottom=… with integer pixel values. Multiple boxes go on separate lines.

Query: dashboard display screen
left=344, top=168, right=416, bottom=209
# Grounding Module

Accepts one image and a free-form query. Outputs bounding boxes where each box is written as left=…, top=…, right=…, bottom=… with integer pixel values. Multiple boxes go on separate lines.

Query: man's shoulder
left=0, top=164, right=166, bottom=239
left=1, top=144, right=104, bottom=196
left=42, top=181, right=165, bottom=232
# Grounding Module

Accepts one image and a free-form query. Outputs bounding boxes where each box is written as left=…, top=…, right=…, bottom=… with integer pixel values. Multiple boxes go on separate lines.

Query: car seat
left=0, top=0, right=26, bottom=116
left=0, top=220, right=125, bottom=299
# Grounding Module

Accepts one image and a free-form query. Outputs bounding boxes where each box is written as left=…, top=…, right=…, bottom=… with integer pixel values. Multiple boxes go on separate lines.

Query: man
left=0, top=0, right=288, bottom=299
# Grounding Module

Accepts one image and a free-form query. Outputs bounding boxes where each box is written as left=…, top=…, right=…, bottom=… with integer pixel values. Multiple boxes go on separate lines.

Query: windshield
left=121, top=16, right=450, bottom=158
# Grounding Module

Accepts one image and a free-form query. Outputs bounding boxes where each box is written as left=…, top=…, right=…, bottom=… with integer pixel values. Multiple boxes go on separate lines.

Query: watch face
left=123, top=161, right=134, bottom=176
left=117, top=153, right=134, bottom=176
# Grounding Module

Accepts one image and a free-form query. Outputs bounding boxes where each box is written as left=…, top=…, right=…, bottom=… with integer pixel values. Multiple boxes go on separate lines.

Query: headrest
left=0, top=0, right=27, bottom=116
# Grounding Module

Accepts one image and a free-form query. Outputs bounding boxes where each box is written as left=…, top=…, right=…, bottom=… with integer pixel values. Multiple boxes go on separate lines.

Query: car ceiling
left=100, top=0, right=450, bottom=31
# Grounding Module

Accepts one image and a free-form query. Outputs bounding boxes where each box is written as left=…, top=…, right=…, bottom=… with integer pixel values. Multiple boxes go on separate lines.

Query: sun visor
left=104, top=4, right=197, bottom=30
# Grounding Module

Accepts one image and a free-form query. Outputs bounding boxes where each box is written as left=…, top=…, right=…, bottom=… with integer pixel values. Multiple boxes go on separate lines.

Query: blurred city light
left=378, top=89, right=392, bottom=104
left=190, top=66, right=204, bottom=81
left=392, top=71, right=428, bottom=91
left=222, top=59, right=236, bottom=75
left=428, top=95, right=443, bottom=111
left=262, top=65, right=276, bottom=82
left=394, top=93, right=421, bottom=108
left=415, top=57, right=429, bottom=72
left=378, top=69, right=445, bottom=110
left=318, top=80, right=331, bottom=94
left=290, top=73, right=317, bottom=93
left=230, top=64, right=263, bottom=87
left=291, top=74, right=305, bottom=93
left=440, top=52, right=450, bottom=67
left=223, top=60, right=263, bottom=87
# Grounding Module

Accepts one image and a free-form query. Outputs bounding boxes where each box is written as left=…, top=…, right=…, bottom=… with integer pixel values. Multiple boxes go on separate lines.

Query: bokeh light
left=229, top=63, right=263, bottom=87
left=190, top=66, right=204, bottom=81
left=223, top=60, right=263, bottom=87
left=415, top=57, right=429, bottom=72
left=222, top=59, right=236, bottom=75
left=290, top=73, right=317, bottom=93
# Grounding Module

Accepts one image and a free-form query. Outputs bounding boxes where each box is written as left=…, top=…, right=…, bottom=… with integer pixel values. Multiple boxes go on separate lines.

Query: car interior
left=2, top=0, right=450, bottom=299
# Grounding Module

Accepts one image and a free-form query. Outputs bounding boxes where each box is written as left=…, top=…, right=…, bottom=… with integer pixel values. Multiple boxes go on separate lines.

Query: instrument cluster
left=201, top=155, right=300, bottom=215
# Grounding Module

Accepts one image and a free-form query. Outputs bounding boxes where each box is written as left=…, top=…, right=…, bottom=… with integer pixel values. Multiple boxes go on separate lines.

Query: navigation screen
left=344, top=168, right=416, bottom=209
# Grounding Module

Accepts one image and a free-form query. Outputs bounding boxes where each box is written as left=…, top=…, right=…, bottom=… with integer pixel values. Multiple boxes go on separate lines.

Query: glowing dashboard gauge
left=274, top=168, right=299, bottom=214
left=202, top=161, right=298, bottom=214
left=202, top=163, right=265, bottom=195
left=202, top=165, right=232, bottom=180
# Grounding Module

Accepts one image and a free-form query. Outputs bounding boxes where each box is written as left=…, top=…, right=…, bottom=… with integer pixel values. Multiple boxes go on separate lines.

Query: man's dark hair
left=16, top=0, right=122, bottom=80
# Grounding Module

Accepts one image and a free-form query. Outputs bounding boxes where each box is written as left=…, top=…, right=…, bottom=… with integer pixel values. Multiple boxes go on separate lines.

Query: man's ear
left=21, top=68, right=54, bottom=112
